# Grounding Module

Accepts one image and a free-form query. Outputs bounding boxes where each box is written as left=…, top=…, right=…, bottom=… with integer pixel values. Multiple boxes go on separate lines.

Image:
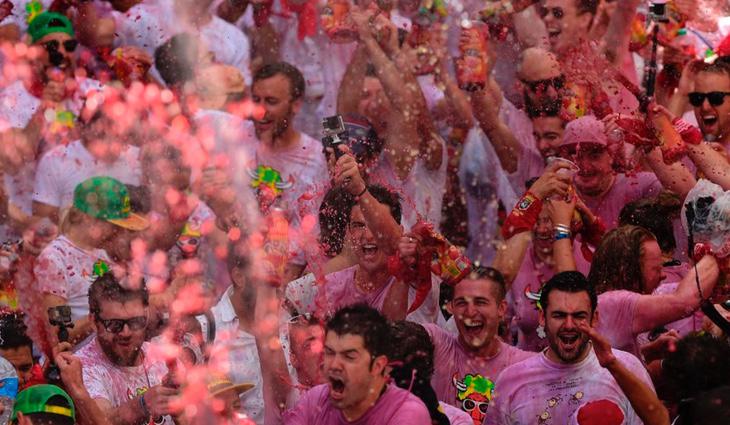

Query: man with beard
left=75, top=273, right=178, bottom=424
left=487, top=272, right=656, bottom=425
left=411, top=267, right=533, bottom=424
left=284, top=304, right=431, bottom=424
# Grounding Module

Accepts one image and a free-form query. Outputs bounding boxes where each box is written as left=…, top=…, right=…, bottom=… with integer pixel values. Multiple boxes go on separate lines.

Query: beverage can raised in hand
left=456, top=20, right=489, bottom=91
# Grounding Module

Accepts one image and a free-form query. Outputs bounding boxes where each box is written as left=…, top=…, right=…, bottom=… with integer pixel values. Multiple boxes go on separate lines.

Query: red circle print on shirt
left=576, top=399, right=625, bottom=425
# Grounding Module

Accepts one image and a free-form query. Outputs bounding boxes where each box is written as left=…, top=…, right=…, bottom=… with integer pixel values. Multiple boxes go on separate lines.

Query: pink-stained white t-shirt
left=287, top=266, right=442, bottom=325
left=33, top=235, right=111, bottom=322
left=486, top=348, right=653, bottom=425
left=33, top=139, right=142, bottom=210
left=580, top=172, right=662, bottom=231
left=423, top=324, right=534, bottom=424
left=441, top=401, right=474, bottom=425
left=113, top=0, right=252, bottom=84
left=76, top=337, right=173, bottom=425
left=283, top=383, right=432, bottom=424
left=511, top=245, right=591, bottom=352
left=596, top=290, right=642, bottom=356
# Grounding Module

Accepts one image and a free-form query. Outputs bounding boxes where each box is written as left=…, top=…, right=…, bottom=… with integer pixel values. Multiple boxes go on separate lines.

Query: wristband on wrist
left=554, top=224, right=571, bottom=241
left=139, top=394, right=150, bottom=417
left=355, top=186, right=368, bottom=198
left=501, top=191, right=543, bottom=239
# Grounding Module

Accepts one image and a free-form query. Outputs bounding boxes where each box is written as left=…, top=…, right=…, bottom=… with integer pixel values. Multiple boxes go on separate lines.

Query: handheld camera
left=48, top=305, right=74, bottom=343
left=322, top=115, right=348, bottom=160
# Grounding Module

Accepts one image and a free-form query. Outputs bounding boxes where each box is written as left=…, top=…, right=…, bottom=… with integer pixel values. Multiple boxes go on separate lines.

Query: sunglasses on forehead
left=537, top=6, right=564, bottom=19
left=95, top=314, right=147, bottom=333
left=43, top=39, right=78, bottom=53
left=688, top=91, right=730, bottom=107
left=521, top=75, right=566, bottom=92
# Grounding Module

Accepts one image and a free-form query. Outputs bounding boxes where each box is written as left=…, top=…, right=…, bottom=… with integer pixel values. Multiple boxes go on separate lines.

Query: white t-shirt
left=76, top=337, right=174, bottom=425
left=33, top=235, right=111, bottom=321
left=487, top=349, right=653, bottom=425
left=33, top=139, right=142, bottom=209
left=1, top=0, right=53, bottom=35
left=458, top=127, right=518, bottom=266
left=198, top=286, right=294, bottom=425
left=114, top=0, right=252, bottom=84
left=0, top=79, right=103, bottom=218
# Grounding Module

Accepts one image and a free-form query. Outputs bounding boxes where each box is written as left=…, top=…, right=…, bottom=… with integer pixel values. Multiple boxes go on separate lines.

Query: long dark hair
left=588, top=225, right=656, bottom=294
left=389, top=321, right=450, bottom=425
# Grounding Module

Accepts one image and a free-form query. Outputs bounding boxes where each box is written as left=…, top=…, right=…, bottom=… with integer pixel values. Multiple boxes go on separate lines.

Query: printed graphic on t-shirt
left=452, top=373, right=495, bottom=425
left=536, top=378, right=626, bottom=424
left=248, top=165, right=294, bottom=210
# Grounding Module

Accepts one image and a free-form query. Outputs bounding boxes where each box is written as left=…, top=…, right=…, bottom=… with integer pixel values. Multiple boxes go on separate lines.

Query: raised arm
left=633, top=255, right=720, bottom=334
left=493, top=162, right=572, bottom=282
left=337, top=44, right=369, bottom=116
left=687, top=142, right=730, bottom=190
left=469, top=77, right=522, bottom=173
left=333, top=151, right=402, bottom=255
left=579, top=323, right=670, bottom=425
left=600, top=0, right=642, bottom=66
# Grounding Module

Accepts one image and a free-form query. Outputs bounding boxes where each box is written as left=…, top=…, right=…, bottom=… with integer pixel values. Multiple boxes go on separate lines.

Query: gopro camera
left=48, top=305, right=74, bottom=342
left=322, top=115, right=348, bottom=160
left=648, top=0, right=668, bottom=23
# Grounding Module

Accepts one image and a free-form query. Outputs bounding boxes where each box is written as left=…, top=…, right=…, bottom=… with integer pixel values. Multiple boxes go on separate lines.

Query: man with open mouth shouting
left=487, top=272, right=658, bottom=425
left=283, top=304, right=431, bottom=424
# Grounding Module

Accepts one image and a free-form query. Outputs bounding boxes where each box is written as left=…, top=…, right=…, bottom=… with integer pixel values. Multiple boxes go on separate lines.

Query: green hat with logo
left=73, top=176, right=149, bottom=231
left=11, top=384, right=75, bottom=422
left=27, top=11, right=75, bottom=44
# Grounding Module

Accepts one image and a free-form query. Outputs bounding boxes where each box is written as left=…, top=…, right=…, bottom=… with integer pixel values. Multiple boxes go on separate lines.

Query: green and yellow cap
left=27, top=10, right=75, bottom=44
left=73, top=176, right=149, bottom=231
left=11, top=384, right=75, bottom=422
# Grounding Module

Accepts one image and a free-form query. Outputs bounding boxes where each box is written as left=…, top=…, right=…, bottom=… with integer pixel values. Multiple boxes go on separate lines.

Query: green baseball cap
left=28, top=12, right=75, bottom=44
left=11, top=384, right=75, bottom=422
left=73, top=176, right=149, bottom=231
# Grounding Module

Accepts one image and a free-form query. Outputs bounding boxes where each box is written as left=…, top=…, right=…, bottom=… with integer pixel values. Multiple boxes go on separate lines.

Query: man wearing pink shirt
left=561, top=115, right=695, bottom=231
left=487, top=272, right=657, bottom=425
left=420, top=267, right=533, bottom=424
left=283, top=304, right=431, bottom=424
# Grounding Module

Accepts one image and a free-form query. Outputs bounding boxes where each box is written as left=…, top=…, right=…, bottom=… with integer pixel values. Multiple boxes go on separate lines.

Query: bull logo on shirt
left=248, top=165, right=294, bottom=196
left=524, top=285, right=543, bottom=310
left=453, top=373, right=495, bottom=424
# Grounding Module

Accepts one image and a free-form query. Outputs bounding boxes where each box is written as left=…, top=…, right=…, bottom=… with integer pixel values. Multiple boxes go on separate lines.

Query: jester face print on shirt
left=453, top=373, right=495, bottom=424
left=248, top=165, right=293, bottom=213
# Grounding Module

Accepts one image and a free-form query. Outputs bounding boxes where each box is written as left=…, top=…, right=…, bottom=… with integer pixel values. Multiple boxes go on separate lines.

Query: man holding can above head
left=34, top=176, right=148, bottom=347
left=558, top=115, right=695, bottom=232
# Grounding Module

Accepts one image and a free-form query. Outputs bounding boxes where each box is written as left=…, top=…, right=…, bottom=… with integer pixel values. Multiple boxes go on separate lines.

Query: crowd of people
left=0, top=0, right=729, bottom=423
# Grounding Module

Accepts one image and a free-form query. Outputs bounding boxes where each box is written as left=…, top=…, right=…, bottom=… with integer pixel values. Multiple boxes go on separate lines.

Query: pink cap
left=562, top=115, right=608, bottom=147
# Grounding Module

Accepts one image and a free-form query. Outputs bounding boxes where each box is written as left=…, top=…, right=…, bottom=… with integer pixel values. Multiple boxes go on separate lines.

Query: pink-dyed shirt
left=486, top=349, right=653, bottom=425
left=76, top=337, right=173, bottom=424
left=283, top=383, right=432, bottom=424
left=511, top=245, right=591, bottom=352
left=33, top=236, right=111, bottom=322
left=295, top=266, right=442, bottom=325
left=580, top=172, right=662, bottom=231
left=596, top=290, right=642, bottom=356
left=423, top=324, right=534, bottom=424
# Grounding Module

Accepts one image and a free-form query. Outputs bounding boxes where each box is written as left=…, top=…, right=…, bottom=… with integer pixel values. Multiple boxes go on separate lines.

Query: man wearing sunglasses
left=0, top=11, right=102, bottom=234
left=75, top=273, right=178, bottom=424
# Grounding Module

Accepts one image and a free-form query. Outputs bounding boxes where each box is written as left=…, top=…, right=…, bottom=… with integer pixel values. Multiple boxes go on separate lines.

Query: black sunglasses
left=688, top=91, right=730, bottom=107
left=43, top=39, right=78, bottom=53
left=95, top=315, right=147, bottom=333
left=537, top=6, right=564, bottom=19
left=521, top=75, right=566, bottom=92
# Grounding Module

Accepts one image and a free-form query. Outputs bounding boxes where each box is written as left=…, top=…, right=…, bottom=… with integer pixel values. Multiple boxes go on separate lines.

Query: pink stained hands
left=577, top=321, right=617, bottom=368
